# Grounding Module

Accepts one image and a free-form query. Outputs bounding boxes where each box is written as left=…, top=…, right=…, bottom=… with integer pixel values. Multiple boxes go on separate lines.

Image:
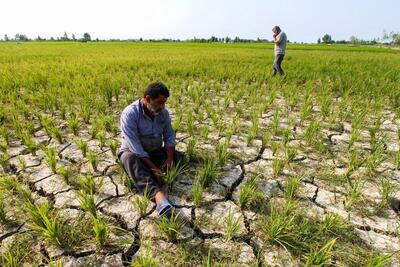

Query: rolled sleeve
left=163, top=112, right=176, bottom=148
left=120, top=111, right=149, bottom=158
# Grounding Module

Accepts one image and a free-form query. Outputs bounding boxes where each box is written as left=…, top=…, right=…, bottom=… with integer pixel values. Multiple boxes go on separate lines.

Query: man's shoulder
left=122, top=99, right=141, bottom=118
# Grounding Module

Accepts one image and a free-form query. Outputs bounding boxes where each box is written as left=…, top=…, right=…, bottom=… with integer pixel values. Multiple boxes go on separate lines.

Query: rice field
left=0, top=42, right=400, bottom=266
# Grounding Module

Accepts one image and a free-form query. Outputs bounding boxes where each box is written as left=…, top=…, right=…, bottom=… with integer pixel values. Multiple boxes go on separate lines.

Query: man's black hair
left=144, top=82, right=170, bottom=99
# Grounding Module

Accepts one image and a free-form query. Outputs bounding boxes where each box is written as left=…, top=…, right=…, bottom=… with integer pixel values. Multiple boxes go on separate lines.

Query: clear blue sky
left=1, top=0, right=399, bottom=43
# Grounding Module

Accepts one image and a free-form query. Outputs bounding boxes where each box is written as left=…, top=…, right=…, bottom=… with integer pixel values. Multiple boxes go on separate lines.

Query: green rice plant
left=0, top=126, right=10, bottom=145
left=87, top=151, right=99, bottom=171
left=224, top=208, right=241, bottom=241
left=201, top=125, right=210, bottom=139
left=216, top=141, right=229, bottom=166
left=185, top=110, right=195, bottom=135
left=191, top=178, right=204, bottom=206
left=344, top=179, right=364, bottom=210
left=286, top=176, right=300, bottom=200
left=58, top=166, right=70, bottom=184
left=93, top=217, right=109, bottom=247
left=261, top=132, right=271, bottom=147
left=379, top=178, right=395, bottom=209
left=238, top=174, right=262, bottom=209
left=156, top=210, right=184, bottom=242
left=48, top=258, right=64, bottom=267
left=44, top=146, right=57, bottom=173
left=366, top=254, right=393, bottom=267
left=321, top=213, right=346, bottom=235
left=197, top=156, right=219, bottom=187
left=304, top=238, right=336, bottom=267
left=271, top=110, right=280, bottom=136
left=285, top=147, right=297, bottom=163
left=345, top=150, right=364, bottom=182
left=107, top=139, right=120, bottom=156
left=18, top=155, right=26, bottom=171
left=395, top=150, right=400, bottom=170
left=185, top=138, right=197, bottom=163
left=90, top=121, right=100, bottom=139
left=21, top=133, right=37, bottom=155
left=172, top=112, right=183, bottom=132
left=78, top=173, right=96, bottom=194
left=271, top=141, right=280, bottom=156
left=25, top=201, right=63, bottom=246
left=50, top=126, right=64, bottom=144
left=0, top=198, right=7, bottom=224
left=304, top=120, right=322, bottom=146
left=365, top=144, right=385, bottom=174
left=76, top=189, right=98, bottom=218
left=67, top=115, right=80, bottom=136
left=131, top=240, right=159, bottom=267
left=96, top=130, right=106, bottom=149
left=282, top=127, right=291, bottom=147
left=256, top=202, right=297, bottom=250
left=75, top=138, right=88, bottom=157
left=272, top=158, right=285, bottom=177
left=0, top=237, right=29, bottom=266
left=163, top=161, right=186, bottom=187
left=133, top=186, right=151, bottom=217
left=348, top=126, right=361, bottom=149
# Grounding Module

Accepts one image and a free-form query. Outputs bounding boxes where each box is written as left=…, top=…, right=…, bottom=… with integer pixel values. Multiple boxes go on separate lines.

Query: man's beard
left=147, top=103, right=160, bottom=115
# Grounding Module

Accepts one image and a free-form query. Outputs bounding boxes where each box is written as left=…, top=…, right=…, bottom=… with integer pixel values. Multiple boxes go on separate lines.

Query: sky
left=1, top=0, right=399, bottom=43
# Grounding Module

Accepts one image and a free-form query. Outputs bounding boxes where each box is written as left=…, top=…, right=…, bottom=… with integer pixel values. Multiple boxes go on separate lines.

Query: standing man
left=272, top=26, right=287, bottom=76
left=118, top=82, right=183, bottom=217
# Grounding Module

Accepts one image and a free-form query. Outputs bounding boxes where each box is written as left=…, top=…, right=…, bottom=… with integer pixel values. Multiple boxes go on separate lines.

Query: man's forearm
left=166, top=146, right=175, bottom=160
left=142, top=157, right=158, bottom=171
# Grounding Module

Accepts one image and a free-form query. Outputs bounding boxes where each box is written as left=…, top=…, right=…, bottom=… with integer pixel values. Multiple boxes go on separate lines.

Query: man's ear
left=144, top=95, right=152, bottom=103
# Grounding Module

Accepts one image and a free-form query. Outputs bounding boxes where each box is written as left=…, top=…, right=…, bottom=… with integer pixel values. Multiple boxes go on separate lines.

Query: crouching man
left=118, top=82, right=183, bottom=217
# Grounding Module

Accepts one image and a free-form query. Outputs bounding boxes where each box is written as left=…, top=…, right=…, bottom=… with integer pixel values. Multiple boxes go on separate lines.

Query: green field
left=0, top=42, right=399, bottom=266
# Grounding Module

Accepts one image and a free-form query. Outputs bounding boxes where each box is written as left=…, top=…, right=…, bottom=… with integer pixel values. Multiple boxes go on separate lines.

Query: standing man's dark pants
left=273, top=54, right=285, bottom=76
left=118, top=148, right=184, bottom=200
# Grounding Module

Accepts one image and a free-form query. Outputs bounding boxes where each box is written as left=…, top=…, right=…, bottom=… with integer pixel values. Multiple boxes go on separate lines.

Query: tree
left=322, top=34, right=333, bottom=44
left=62, top=32, right=69, bottom=41
left=72, top=34, right=76, bottom=41
left=317, top=38, right=321, bottom=44
left=4, top=34, right=9, bottom=41
left=83, top=32, right=91, bottom=42
left=349, top=36, right=359, bottom=44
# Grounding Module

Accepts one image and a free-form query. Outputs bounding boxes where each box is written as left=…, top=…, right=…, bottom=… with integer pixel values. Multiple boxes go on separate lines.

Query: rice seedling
left=271, top=110, right=280, bottom=136
left=18, top=155, right=26, bottom=171
left=78, top=173, right=96, bottom=194
left=133, top=186, right=151, bottom=217
left=93, top=217, right=109, bottom=247
left=107, top=139, right=120, bottom=156
left=48, top=258, right=64, bottom=267
left=191, top=178, right=204, bottom=206
left=285, top=147, right=297, bottom=163
left=378, top=178, right=395, bottom=209
left=25, top=201, right=63, bottom=246
left=224, top=208, right=241, bottom=241
left=197, top=156, right=219, bottom=187
left=163, top=161, right=186, bottom=187
left=156, top=210, right=184, bottom=242
left=172, top=112, right=183, bottom=132
left=97, top=130, right=107, bottom=149
left=44, top=146, right=57, bottom=173
left=131, top=240, right=159, bottom=267
left=238, top=174, right=262, bottom=209
left=216, top=141, right=229, bottom=166
left=87, top=151, right=99, bottom=171
left=75, top=138, right=88, bottom=157
left=304, top=238, right=336, bottom=267
left=185, top=138, right=197, bottom=163
left=304, top=120, right=322, bottom=146
left=58, top=166, right=70, bottom=184
left=67, top=114, right=80, bottom=136
left=344, top=179, right=364, bottom=210
left=272, top=158, right=285, bottom=177
left=366, top=254, right=393, bottom=267
left=395, top=150, right=400, bottom=170
left=76, top=189, right=98, bottom=218
left=271, top=140, right=280, bottom=156
left=320, top=213, right=346, bottom=235
left=50, top=126, right=64, bottom=144
left=0, top=198, right=7, bottom=224
left=286, top=176, right=300, bottom=200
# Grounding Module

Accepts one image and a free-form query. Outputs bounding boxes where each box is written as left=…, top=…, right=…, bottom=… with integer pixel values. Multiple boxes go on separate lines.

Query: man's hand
left=163, top=157, right=174, bottom=171
left=150, top=166, right=163, bottom=183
